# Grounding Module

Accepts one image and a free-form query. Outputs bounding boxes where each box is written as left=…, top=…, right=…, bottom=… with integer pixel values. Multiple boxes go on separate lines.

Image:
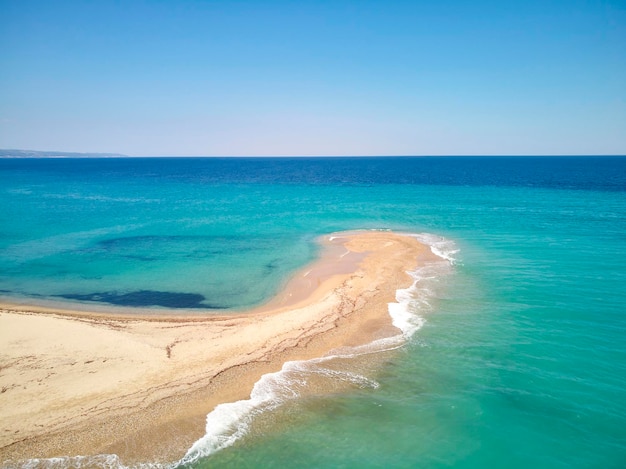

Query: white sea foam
left=177, top=353, right=382, bottom=467
left=411, top=232, right=460, bottom=265
left=386, top=233, right=458, bottom=338
left=6, top=454, right=165, bottom=469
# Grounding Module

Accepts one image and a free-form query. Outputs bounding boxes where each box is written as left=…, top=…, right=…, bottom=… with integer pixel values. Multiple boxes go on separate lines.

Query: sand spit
left=0, top=231, right=437, bottom=466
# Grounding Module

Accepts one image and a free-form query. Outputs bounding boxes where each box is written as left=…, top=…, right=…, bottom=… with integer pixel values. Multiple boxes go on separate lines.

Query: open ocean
left=1, top=156, right=625, bottom=468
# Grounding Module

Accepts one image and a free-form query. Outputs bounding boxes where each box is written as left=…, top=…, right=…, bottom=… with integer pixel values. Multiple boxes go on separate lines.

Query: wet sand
left=0, top=231, right=437, bottom=466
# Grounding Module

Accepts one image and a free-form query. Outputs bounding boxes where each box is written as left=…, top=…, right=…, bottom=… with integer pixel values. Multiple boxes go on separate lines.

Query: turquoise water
left=1, top=157, right=625, bottom=468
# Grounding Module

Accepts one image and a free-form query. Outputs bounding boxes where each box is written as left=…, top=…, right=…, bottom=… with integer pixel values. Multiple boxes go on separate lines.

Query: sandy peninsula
left=0, top=231, right=437, bottom=466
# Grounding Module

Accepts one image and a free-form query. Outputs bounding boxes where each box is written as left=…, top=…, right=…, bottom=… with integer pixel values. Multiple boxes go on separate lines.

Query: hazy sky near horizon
left=1, top=0, right=625, bottom=156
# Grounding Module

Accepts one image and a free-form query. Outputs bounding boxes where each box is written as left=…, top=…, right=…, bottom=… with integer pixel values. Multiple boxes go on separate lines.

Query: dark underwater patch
left=59, top=290, right=224, bottom=309
left=82, top=235, right=248, bottom=261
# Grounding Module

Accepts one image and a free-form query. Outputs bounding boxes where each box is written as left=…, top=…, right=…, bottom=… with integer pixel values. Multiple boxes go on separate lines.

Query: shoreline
left=0, top=231, right=438, bottom=466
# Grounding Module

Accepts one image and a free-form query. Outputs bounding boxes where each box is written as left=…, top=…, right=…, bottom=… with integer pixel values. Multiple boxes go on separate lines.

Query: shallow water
left=1, top=157, right=625, bottom=468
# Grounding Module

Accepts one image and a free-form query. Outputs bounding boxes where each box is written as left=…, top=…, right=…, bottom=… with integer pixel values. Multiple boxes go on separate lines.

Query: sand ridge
left=0, top=231, right=438, bottom=466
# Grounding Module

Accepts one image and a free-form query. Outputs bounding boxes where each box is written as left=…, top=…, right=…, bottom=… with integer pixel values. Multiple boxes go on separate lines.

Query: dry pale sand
left=0, top=231, right=437, bottom=466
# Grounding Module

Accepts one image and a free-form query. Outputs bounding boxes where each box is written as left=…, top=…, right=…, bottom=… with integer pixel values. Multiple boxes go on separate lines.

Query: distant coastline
left=2, top=151, right=624, bottom=159
left=0, top=149, right=127, bottom=158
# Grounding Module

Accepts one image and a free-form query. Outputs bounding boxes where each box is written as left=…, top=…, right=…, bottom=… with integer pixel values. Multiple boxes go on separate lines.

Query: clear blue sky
left=1, top=0, right=624, bottom=156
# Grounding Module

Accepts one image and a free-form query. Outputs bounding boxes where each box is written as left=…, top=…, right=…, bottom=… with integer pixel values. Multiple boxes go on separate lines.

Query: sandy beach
left=0, top=231, right=437, bottom=466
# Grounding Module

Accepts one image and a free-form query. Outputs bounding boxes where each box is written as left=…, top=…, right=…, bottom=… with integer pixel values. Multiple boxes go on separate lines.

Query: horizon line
left=2, top=150, right=626, bottom=159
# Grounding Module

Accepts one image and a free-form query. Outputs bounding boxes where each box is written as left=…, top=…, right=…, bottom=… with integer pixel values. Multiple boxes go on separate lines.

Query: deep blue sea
left=1, top=156, right=625, bottom=468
